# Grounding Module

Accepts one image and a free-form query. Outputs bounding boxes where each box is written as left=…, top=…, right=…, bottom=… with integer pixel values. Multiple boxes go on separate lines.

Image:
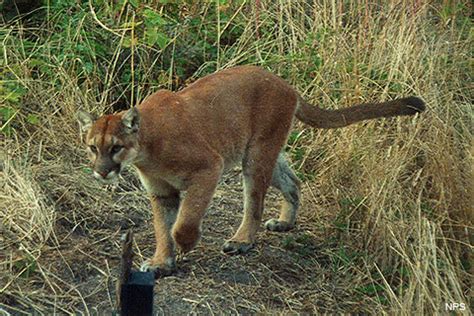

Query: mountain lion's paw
left=222, top=241, right=254, bottom=255
left=140, top=257, right=176, bottom=278
left=172, top=225, right=200, bottom=253
left=264, top=218, right=294, bottom=232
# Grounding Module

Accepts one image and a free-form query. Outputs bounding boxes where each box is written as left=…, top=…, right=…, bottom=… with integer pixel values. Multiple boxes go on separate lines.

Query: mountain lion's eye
left=111, top=145, right=123, bottom=154
left=89, top=145, right=97, bottom=154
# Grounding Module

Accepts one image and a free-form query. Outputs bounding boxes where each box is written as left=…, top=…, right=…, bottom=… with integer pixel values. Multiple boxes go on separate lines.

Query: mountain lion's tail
left=295, top=96, right=425, bottom=128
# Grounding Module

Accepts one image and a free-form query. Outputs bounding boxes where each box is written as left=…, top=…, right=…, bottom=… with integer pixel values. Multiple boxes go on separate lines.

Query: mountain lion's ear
left=122, top=107, right=140, bottom=133
left=77, top=110, right=95, bottom=132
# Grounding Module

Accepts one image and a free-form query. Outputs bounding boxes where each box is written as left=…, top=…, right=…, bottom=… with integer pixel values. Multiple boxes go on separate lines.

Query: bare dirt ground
left=2, top=166, right=372, bottom=314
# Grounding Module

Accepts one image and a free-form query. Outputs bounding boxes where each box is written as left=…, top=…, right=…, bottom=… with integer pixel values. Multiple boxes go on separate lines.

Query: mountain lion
left=77, top=65, right=425, bottom=277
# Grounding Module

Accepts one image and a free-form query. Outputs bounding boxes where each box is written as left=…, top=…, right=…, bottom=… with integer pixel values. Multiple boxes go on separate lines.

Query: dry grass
left=1, top=0, right=472, bottom=314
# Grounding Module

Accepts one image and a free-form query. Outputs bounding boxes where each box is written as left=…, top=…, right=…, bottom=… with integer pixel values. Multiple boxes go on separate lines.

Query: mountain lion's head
left=77, top=108, right=140, bottom=183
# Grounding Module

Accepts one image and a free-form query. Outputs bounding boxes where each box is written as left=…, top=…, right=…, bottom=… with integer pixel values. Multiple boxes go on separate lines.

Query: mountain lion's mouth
left=93, top=168, right=121, bottom=184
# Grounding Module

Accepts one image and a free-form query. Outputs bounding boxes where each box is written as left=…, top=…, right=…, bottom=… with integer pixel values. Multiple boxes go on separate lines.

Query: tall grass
left=1, top=0, right=472, bottom=313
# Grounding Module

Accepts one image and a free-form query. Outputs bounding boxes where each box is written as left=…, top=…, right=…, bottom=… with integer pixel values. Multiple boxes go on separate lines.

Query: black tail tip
left=401, top=96, right=426, bottom=114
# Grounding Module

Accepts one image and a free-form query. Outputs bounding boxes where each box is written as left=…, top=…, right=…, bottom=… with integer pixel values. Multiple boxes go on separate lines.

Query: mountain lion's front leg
left=139, top=178, right=180, bottom=277
left=172, top=162, right=223, bottom=254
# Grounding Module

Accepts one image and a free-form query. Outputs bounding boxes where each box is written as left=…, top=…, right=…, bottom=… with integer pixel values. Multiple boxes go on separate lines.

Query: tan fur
left=77, top=65, right=425, bottom=276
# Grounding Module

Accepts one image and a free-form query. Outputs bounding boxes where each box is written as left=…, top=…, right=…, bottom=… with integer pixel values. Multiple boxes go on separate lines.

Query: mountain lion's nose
left=99, top=170, right=109, bottom=178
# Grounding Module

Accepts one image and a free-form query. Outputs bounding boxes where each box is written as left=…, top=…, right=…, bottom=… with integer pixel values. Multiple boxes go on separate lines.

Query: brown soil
left=2, top=167, right=370, bottom=314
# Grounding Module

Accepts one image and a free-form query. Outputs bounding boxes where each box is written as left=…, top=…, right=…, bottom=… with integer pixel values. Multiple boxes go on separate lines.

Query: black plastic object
left=120, top=271, right=155, bottom=316
left=117, top=231, right=155, bottom=316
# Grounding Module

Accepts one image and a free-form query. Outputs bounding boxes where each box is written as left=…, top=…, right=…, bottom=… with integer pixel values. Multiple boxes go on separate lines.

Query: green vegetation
left=1, top=0, right=472, bottom=314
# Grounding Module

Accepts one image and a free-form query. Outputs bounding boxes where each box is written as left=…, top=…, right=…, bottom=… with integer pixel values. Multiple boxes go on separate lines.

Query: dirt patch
left=2, top=167, right=366, bottom=314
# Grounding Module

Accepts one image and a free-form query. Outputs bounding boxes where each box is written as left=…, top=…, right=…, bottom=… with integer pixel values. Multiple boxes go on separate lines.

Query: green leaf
left=313, top=54, right=323, bottom=70
left=27, top=114, right=40, bottom=125
left=143, top=9, right=166, bottom=26
left=83, top=62, right=94, bottom=74
left=156, top=32, right=170, bottom=49
left=128, top=0, right=138, bottom=8
left=145, top=27, right=159, bottom=46
left=14, top=255, right=37, bottom=278
left=29, top=58, right=45, bottom=68
left=1, top=125, right=12, bottom=136
left=4, top=90, right=22, bottom=103
left=287, top=130, right=302, bottom=145
left=0, top=106, right=16, bottom=121
left=1, top=106, right=18, bottom=136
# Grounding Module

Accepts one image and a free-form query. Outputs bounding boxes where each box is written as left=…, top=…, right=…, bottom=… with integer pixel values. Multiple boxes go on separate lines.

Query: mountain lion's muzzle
left=93, top=157, right=121, bottom=182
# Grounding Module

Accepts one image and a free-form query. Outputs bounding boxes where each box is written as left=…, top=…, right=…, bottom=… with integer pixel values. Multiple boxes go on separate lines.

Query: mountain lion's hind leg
left=222, top=145, right=279, bottom=255
left=265, top=153, right=301, bottom=232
